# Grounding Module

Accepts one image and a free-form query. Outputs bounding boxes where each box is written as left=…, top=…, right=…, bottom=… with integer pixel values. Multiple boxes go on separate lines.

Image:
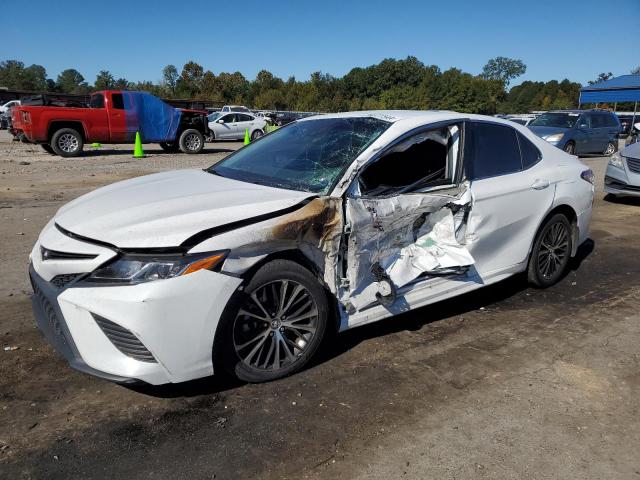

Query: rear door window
left=237, top=114, right=253, bottom=122
left=222, top=114, right=236, bottom=123
left=89, top=94, right=104, bottom=109
left=111, top=93, right=124, bottom=110
left=517, top=133, right=542, bottom=169
left=466, top=122, right=522, bottom=180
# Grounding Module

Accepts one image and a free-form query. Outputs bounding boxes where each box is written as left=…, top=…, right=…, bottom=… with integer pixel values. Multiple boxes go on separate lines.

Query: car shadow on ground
left=603, top=193, right=640, bottom=206
left=129, top=240, right=595, bottom=399
left=65, top=147, right=237, bottom=157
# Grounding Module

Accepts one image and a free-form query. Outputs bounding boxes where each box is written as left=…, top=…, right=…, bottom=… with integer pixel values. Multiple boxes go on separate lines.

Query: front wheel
left=217, top=260, right=329, bottom=383
left=527, top=214, right=573, bottom=288
left=563, top=142, right=575, bottom=155
left=50, top=128, right=84, bottom=157
left=603, top=141, right=616, bottom=156
left=178, top=129, right=204, bottom=154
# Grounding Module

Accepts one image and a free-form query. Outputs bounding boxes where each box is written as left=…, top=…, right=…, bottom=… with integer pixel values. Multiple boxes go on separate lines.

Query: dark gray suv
left=528, top=110, right=621, bottom=156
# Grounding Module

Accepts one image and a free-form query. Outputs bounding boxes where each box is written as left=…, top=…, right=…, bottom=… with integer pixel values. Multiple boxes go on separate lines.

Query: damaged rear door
left=341, top=121, right=476, bottom=313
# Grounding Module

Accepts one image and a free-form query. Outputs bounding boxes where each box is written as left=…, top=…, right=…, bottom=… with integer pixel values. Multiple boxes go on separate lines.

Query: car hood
left=528, top=125, right=568, bottom=138
left=622, top=142, right=640, bottom=160
left=55, top=169, right=313, bottom=249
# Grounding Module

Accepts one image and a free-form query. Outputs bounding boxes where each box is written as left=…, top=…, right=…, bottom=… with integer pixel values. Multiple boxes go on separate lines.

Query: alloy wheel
left=58, top=134, right=79, bottom=153
left=604, top=142, right=615, bottom=156
left=184, top=133, right=202, bottom=151
left=537, top=221, right=569, bottom=279
left=233, top=280, right=319, bottom=372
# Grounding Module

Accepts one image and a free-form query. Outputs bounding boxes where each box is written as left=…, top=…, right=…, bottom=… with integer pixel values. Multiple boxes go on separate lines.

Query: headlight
left=86, top=251, right=228, bottom=284
left=608, top=152, right=624, bottom=169
left=544, top=133, right=564, bottom=142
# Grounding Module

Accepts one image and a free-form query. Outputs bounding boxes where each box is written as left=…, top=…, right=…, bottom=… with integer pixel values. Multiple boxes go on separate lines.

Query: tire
left=216, top=259, right=329, bottom=383
left=50, top=128, right=83, bottom=157
left=250, top=129, right=264, bottom=141
left=563, top=142, right=575, bottom=155
left=159, top=142, right=179, bottom=153
left=527, top=214, right=573, bottom=288
left=41, top=144, right=55, bottom=154
left=178, top=129, right=204, bottom=154
left=603, top=141, right=616, bottom=156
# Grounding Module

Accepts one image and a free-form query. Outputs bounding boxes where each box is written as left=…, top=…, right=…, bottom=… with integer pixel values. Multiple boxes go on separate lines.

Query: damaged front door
left=340, top=122, right=476, bottom=313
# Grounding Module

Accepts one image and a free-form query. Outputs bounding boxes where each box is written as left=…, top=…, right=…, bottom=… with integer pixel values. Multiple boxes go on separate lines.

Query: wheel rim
left=58, top=133, right=79, bottom=153
left=184, top=133, right=201, bottom=151
left=537, top=222, right=569, bottom=279
left=564, top=143, right=574, bottom=154
left=605, top=143, right=615, bottom=155
left=233, top=280, right=319, bottom=372
left=252, top=130, right=263, bottom=139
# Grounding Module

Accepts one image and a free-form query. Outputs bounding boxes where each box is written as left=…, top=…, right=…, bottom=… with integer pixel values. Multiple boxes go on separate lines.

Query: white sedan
left=29, top=111, right=594, bottom=385
left=207, top=112, right=266, bottom=141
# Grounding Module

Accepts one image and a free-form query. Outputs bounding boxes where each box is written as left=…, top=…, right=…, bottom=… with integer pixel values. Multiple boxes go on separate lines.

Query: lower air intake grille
left=92, top=314, right=157, bottom=363
left=50, top=273, right=83, bottom=289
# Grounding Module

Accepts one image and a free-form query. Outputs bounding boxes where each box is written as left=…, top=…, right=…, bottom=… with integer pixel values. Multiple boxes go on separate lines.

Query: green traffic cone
left=133, top=131, right=144, bottom=158
left=244, top=128, right=250, bottom=146
left=92, top=142, right=102, bottom=148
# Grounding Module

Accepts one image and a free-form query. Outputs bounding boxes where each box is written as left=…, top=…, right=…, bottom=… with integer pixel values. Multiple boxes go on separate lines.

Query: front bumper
left=604, top=158, right=640, bottom=197
left=30, top=226, right=242, bottom=385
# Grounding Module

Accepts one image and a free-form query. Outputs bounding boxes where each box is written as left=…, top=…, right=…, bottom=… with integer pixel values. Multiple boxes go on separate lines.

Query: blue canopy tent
left=579, top=74, right=640, bottom=128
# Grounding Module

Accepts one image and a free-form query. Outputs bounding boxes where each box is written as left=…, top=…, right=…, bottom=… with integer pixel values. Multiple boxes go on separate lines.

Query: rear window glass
left=466, top=122, right=522, bottom=180
left=518, top=133, right=542, bottom=169
left=89, top=94, right=104, bottom=109
left=111, top=93, right=124, bottom=110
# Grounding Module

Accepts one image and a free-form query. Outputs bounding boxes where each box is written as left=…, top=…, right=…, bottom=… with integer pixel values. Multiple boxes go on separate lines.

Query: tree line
left=1, top=57, right=636, bottom=114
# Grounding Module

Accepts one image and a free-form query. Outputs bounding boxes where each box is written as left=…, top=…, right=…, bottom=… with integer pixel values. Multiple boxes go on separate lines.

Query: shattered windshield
left=208, top=117, right=390, bottom=194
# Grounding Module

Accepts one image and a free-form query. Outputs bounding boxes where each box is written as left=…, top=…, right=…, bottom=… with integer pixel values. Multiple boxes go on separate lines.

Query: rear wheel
left=178, top=129, right=204, bottom=154
left=527, top=214, right=573, bottom=288
left=217, top=260, right=329, bottom=383
left=50, top=128, right=83, bottom=157
left=41, top=144, right=55, bottom=154
left=603, top=141, right=616, bottom=156
left=159, top=142, right=179, bottom=153
left=563, top=142, right=575, bottom=155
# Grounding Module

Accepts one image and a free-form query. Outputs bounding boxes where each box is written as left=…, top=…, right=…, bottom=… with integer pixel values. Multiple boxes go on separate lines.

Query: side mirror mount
left=217, top=119, right=225, bottom=124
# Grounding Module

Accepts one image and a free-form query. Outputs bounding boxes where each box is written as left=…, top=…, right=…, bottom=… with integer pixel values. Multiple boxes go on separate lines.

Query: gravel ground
left=0, top=131, right=639, bottom=479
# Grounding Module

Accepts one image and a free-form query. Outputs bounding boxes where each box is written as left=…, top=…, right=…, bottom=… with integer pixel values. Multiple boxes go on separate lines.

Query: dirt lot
left=0, top=131, right=639, bottom=479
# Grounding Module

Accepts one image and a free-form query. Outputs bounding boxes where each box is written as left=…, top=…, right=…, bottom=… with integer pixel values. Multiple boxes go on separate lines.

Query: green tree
left=588, top=72, right=613, bottom=85
left=56, top=69, right=88, bottom=93
left=481, top=57, right=527, bottom=86
left=162, top=64, right=179, bottom=95
left=0, top=60, right=48, bottom=90
left=94, top=70, right=115, bottom=90
left=177, top=61, right=204, bottom=97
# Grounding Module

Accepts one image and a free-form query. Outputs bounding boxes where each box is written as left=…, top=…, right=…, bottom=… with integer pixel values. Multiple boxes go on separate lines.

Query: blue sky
left=2, top=0, right=638, bottom=87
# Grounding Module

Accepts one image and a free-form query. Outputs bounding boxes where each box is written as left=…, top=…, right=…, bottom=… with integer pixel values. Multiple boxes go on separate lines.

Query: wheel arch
left=47, top=121, right=87, bottom=143
left=233, top=249, right=342, bottom=333
left=529, top=204, right=579, bottom=260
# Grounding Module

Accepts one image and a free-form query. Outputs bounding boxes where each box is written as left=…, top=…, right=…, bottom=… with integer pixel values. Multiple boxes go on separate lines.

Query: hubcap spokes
left=59, top=134, right=78, bottom=153
left=233, top=280, right=318, bottom=371
left=538, top=222, right=569, bottom=278
left=185, top=134, right=201, bottom=150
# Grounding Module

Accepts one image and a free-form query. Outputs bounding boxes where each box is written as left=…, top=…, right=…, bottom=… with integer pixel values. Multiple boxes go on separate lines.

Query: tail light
left=580, top=169, right=594, bottom=185
left=21, top=111, right=31, bottom=124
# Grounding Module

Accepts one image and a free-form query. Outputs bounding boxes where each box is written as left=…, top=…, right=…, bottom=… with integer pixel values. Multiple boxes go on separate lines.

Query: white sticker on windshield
left=569, top=113, right=579, bottom=116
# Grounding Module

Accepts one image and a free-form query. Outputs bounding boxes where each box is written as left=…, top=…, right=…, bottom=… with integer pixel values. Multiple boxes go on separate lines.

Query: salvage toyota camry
left=29, top=111, right=594, bottom=384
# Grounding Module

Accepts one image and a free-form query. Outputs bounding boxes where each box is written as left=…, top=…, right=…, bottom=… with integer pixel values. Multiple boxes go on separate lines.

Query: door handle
left=531, top=179, right=550, bottom=190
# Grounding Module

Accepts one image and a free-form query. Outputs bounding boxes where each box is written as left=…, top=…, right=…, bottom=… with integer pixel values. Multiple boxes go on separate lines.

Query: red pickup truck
left=11, top=90, right=210, bottom=157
